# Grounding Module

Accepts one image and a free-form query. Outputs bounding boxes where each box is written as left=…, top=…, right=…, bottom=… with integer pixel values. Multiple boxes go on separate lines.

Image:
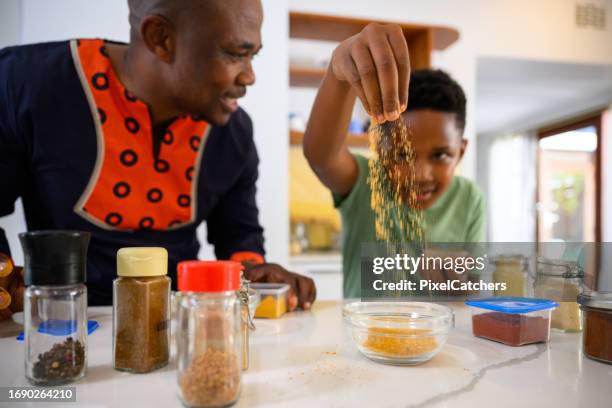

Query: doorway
left=537, top=115, right=603, bottom=243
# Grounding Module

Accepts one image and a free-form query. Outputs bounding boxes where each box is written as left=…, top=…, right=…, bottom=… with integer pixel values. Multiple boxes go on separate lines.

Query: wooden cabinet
left=289, top=12, right=459, bottom=89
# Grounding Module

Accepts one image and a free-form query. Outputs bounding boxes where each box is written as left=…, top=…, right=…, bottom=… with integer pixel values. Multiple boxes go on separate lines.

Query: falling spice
left=472, top=312, right=550, bottom=346
left=367, top=118, right=425, bottom=243
left=363, top=327, right=437, bottom=357
left=180, top=348, right=241, bottom=407
left=32, top=337, right=85, bottom=384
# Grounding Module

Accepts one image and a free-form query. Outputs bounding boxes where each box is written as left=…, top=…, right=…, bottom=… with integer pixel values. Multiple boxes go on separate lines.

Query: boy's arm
left=303, top=23, right=410, bottom=196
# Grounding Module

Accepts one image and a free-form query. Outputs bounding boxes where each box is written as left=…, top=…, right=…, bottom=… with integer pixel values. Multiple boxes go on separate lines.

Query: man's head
left=128, top=0, right=263, bottom=125
left=386, top=69, right=467, bottom=210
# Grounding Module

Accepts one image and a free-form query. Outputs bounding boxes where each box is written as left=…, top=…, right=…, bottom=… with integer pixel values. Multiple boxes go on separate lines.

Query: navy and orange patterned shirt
left=0, top=39, right=265, bottom=304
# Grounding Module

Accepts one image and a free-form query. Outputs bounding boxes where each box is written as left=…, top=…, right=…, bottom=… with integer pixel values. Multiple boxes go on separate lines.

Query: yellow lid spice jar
left=113, top=247, right=170, bottom=373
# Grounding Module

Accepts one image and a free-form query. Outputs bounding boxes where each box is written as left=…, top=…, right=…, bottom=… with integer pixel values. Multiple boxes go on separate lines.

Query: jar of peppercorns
left=176, top=261, right=243, bottom=407
left=20, top=231, right=90, bottom=386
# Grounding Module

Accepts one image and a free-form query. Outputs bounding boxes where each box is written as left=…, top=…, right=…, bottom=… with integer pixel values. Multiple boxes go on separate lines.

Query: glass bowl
left=343, top=301, right=454, bottom=365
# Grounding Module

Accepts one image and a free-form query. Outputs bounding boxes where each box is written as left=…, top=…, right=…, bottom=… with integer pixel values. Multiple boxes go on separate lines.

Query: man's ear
left=458, top=138, right=468, bottom=161
left=139, top=14, right=176, bottom=63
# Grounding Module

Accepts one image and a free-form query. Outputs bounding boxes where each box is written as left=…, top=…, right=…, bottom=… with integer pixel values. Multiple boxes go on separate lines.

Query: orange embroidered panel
left=73, top=39, right=208, bottom=231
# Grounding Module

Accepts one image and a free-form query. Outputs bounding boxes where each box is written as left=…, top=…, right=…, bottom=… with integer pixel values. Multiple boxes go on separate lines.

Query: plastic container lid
left=177, top=261, right=242, bottom=292
left=20, top=231, right=90, bottom=286
left=250, top=283, right=290, bottom=296
left=117, top=247, right=168, bottom=277
left=578, top=291, right=612, bottom=311
left=465, top=297, right=559, bottom=314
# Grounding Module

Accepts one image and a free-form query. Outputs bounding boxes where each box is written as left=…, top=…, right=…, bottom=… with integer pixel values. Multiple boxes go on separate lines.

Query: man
left=0, top=0, right=315, bottom=308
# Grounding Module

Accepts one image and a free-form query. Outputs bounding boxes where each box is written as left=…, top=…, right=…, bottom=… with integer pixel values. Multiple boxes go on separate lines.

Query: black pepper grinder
left=20, top=230, right=90, bottom=386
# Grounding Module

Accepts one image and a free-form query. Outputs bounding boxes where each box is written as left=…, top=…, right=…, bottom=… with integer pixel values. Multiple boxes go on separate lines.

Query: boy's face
left=386, top=109, right=466, bottom=210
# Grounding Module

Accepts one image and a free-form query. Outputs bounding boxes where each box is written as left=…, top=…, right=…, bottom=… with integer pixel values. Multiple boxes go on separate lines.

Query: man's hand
left=244, top=263, right=316, bottom=311
left=331, top=23, right=410, bottom=124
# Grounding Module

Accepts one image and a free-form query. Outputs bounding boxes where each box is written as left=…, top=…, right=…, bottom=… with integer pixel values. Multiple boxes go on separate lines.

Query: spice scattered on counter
left=32, top=337, right=85, bottom=383
left=362, top=327, right=437, bottom=357
left=472, top=312, right=549, bottom=346
left=367, top=118, right=425, bottom=243
left=180, top=348, right=240, bottom=407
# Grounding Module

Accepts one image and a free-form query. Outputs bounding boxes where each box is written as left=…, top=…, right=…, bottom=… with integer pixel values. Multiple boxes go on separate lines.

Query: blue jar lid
left=465, top=297, right=559, bottom=314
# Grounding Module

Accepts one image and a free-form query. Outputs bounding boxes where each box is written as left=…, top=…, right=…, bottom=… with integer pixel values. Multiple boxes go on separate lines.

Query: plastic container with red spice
left=465, top=297, right=558, bottom=346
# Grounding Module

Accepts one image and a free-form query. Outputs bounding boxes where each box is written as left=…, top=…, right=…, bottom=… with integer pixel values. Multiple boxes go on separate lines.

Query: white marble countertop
left=1, top=301, right=611, bottom=407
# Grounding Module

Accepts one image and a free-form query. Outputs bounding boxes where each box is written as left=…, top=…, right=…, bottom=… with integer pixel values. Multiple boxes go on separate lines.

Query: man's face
left=168, top=0, right=263, bottom=126
left=386, top=110, right=466, bottom=210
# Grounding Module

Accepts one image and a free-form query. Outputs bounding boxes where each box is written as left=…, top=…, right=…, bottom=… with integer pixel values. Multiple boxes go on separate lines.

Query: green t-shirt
left=333, top=154, right=486, bottom=298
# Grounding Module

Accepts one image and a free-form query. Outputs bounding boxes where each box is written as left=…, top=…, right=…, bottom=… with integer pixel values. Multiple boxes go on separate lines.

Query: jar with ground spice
left=492, top=255, right=530, bottom=297
left=177, top=261, right=243, bottom=407
left=534, top=258, right=583, bottom=332
left=578, top=291, right=612, bottom=364
left=20, top=231, right=90, bottom=386
left=113, top=247, right=170, bottom=373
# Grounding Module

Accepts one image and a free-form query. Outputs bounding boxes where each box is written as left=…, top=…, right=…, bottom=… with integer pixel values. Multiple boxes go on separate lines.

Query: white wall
left=0, top=0, right=289, bottom=265
left=0, top=0, right=21, bottom=48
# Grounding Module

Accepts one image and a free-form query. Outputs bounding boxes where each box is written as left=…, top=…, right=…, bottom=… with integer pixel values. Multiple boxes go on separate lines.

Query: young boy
left=304, top=25, right=485, bottom=298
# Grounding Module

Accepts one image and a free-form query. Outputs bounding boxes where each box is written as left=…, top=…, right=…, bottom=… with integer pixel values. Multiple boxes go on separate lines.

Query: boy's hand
left=244, top=263, right=316, bottom=312
left=331, top=23, right=410, bottom=124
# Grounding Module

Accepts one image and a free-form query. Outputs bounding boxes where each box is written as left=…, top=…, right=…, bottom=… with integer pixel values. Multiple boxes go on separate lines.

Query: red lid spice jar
left=465, top=297, right=558, bottom=346
left=578, top=291, right=612, bottom=364
left=176, top=261, right=244, bottom=407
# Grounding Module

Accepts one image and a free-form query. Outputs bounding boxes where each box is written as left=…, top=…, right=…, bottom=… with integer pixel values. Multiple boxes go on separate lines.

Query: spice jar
left=465, top=297, right=558, bottom=346
left=492, top=255, right=529, bottom=296
left=578, top=291, right=612, bottom=364
left=534, top=258, right=583, bottom=332
left=20, top=231, right=90, bottom=385
left=177, top=261, right=243, bottom=407
left=113, top=247, right=170, bottom=373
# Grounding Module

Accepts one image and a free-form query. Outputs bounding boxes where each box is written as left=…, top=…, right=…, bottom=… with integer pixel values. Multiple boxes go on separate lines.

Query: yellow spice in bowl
left=362, top=327, right=437, bottom=357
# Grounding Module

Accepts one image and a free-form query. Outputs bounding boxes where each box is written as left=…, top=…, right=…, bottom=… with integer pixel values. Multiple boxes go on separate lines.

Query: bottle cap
left=117, top=247, right=168, bottom=277
left=20, top=230, right=90, bottom=286
left=177, top=261, right=242, bottom=292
